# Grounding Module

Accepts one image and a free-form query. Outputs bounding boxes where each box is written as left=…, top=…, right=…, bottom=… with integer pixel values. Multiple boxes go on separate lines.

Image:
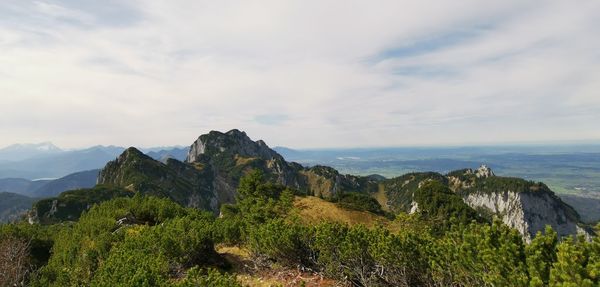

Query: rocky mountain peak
left=97, top=147, right=155, bottom=186
left=107, top=147, right=148, bottom=167
left=475, top=164, right=494, bottom=178
left=461, top=164, right=495, bottom=178
left=186, top=129, right=282, bottom=163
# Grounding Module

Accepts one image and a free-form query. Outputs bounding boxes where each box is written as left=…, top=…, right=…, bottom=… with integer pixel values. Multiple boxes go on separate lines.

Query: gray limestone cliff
left=390, top=166, right=591, bottom=241
left=449, top=166, right=591, bottom=241
left=464, top=190, right=590, bottom=242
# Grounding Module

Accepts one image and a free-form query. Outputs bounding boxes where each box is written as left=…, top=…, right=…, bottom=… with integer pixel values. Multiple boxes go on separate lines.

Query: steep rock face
left=186, top=129, right=280, bottom=163
left=299, top=165, right=378, bottom=198
left=464, top=191, right=588, bottom=242
left=186, top=130, right=302, bottom=194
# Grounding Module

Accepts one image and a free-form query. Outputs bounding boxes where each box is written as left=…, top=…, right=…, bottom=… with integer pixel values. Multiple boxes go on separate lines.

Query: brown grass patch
left=293, top=196, right=396, bottom=231
left=192, top=162, right=205, bottom=171
left=373, top=184, right=390, bottom=211
left=235, top=155, right=258, bottom=166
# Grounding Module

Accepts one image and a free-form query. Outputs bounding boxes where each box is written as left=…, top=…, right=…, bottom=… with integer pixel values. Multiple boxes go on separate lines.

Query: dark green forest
left=1, top=171, right=598, bottom=286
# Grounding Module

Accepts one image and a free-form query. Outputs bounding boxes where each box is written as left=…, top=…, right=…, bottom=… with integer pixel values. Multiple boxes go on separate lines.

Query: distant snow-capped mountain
left=0, top=142, right=62, bottom=162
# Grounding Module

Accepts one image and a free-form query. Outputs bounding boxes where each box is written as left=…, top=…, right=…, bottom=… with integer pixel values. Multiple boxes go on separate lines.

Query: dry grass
left=373, top=184, right=390, bottom=211
left=235, top=155, right=258, bottom=166
left=192, top=162, right=205, bottom=171
left=292, top=196, right=396, bottom=230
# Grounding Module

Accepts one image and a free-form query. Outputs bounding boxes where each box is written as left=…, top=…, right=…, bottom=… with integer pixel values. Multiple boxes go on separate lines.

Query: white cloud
left=0, top=0, right=599, bottom=148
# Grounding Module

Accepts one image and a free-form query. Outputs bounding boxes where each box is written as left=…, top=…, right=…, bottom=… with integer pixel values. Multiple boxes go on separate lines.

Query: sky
left=1, top=0, right=599, bottom=149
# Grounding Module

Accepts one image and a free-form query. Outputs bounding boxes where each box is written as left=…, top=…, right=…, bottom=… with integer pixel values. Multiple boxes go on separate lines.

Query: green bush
left=30, top=196, right=220, bottom=286
left=213, top=217, right=246, bottom=245
left=369, top=227, right=433, bottom=286
left=413, top=180, right=482, bottom=232
left=334, top=192, right=384, bottom=214
left=428, top=220, right=528, bottom=286
left=248, top=219, right=313, bottom=267
left=550, top=236, right=598, bottom=286
left=234, top=170, right=295, bottom=224
left=526, top=226, right=558, bottom=286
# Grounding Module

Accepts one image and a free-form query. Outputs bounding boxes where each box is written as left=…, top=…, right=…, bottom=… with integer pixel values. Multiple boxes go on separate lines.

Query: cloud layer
left=1, top=0, right=599, bottom=148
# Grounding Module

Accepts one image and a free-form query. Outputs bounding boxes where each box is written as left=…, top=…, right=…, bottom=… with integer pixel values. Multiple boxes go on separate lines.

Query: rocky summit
left=186, top=129, right=281, bottom=163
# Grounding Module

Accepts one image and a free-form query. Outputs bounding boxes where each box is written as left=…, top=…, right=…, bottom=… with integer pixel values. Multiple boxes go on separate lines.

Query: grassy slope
left=373, top=183, right=390, bottom=211
left=292, top=196, right=396, bottom=231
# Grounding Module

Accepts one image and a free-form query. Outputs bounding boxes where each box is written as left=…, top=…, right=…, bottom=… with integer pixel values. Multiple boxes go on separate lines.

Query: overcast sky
left=1, top=1, right=599, bottom=149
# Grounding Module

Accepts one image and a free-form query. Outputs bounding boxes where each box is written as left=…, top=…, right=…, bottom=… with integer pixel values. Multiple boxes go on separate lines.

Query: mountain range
left=27, top=129, right=594, bottom=241
left=0, top=142, right=62, bottom=162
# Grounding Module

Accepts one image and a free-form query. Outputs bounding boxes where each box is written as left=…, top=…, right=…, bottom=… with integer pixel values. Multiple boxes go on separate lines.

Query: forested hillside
left=1, top=171, right=598, bottom=286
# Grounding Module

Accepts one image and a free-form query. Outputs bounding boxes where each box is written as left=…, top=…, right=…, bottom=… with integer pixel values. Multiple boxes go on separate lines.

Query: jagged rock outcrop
left=186, top=129, right=280, bottom=163
left=394, top=166, right=592, bottom=241
left=476, top=165, right=494, bottom=178
left=184, top=130, right=304, bottom=203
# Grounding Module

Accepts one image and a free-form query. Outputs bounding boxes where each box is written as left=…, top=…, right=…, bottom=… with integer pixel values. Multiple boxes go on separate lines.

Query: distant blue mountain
left=0, top=178, right=51, bottom=196
left=31, top=169, right=100, bottom=198
left=0, top=169, right=99, bottom=197
left=0, top=146, right=124, bottom=179
left=145, top=147, right=189, bottom=162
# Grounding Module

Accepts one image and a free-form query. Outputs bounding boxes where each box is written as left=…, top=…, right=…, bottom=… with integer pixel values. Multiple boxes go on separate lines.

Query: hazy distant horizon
left=3, top=137, right=600, bottom=152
